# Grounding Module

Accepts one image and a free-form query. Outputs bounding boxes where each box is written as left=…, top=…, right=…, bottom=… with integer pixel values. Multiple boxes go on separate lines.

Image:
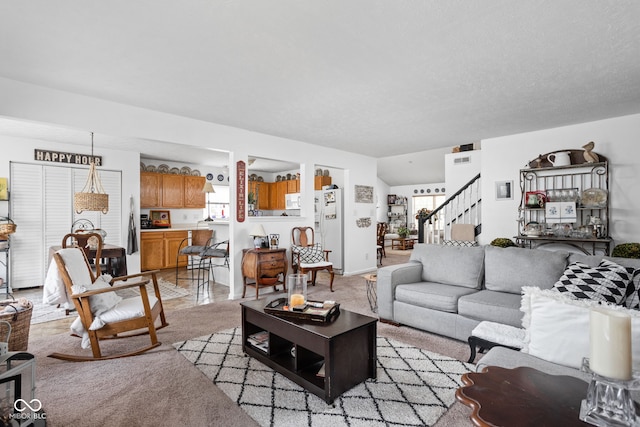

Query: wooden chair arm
left=110, top=270, right=160, bottom=283
left=72, top=279, right=151, bottom=298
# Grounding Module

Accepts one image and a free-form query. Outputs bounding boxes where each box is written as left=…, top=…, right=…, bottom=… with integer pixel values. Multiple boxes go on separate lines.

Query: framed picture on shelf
left=525, top=191, right=547, bottom=208
left=387, top=194, right=397, bottom=205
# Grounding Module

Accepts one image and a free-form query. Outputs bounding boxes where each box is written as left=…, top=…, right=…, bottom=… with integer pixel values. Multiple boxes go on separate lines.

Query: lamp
left=249, top=224, right=267, bottom=248
left=202, top=181, right=216, bottom=221
left=74, top=132, right=109, bottom=214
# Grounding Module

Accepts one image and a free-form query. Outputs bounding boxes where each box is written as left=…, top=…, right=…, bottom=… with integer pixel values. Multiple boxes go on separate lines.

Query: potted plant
left=247, top=192, right=256, bottom=210
left=612, top=243, right=640, bottom=259
left=490, top=238, right=516, bottom=248
left=397, top=226, right=410, bottom=238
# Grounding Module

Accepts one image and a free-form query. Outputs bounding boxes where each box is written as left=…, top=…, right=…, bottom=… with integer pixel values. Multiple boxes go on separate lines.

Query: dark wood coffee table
left=241, top=298, right=377, bottom=404
left=456, top=366, right=590, bottom=426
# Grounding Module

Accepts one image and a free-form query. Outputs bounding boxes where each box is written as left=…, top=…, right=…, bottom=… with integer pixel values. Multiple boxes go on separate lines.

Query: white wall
left=480, top=113, right=640, bottom=247
left=0, top=77, right=379, bottom=298
left=445, top=150, right=482, bottom=192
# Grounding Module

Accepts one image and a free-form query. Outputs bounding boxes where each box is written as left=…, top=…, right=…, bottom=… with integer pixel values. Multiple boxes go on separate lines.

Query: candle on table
left=290, top=294, right=305, bottom=307
left=590, top=307, right=632, bottom=380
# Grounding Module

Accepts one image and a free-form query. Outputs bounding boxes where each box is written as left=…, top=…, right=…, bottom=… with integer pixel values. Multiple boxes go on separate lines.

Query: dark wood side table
left=241, top=298, right=377, bottom=404
left=456, top=366, right=590, bottom=427
left=241, top=248, right=288, bottom=299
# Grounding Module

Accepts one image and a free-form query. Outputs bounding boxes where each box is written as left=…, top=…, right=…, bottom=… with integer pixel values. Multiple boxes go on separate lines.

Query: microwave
left=285, top=193, right=301, bottom=210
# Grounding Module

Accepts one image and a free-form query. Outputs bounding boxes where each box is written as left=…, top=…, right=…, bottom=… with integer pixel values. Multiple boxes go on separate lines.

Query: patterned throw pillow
left=292, top=244, right=325, bottom=264
left=552, top=259, right=632, bottom=304
left=441, top=240, right=478, bottom=247
left=623, top=268, right=640, bottom=309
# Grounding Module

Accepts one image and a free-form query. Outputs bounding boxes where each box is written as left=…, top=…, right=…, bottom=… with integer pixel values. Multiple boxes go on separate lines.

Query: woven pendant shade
left=74, top=133, right=109, bottom=214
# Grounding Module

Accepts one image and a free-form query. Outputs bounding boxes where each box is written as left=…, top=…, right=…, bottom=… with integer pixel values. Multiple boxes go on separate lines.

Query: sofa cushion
left=484, top=246, right=569, bottom=294
left=552, top=259, right=631, bottom=304
left=409, top=244, right=485, bottom=289
left=458, top=290, right=523, bottom=328
left=395, top=282, right=478, bottom=313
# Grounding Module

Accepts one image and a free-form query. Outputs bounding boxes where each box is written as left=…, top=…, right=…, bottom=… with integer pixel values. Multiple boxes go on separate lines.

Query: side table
left=241, top=248, right=288, bottom=299
left=456, top=366, right=589, bottom=426
left=363, top=273, right=377, bottom=313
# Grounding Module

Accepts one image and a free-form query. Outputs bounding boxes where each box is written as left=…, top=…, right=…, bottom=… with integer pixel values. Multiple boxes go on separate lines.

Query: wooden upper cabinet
left=271, top=181, right=287, bottom=210
left=286, top=179, right=300, bottom=194
left=161, top=174, right=184, bottom=208
left=184, top=176, right=206, bottom=208
left=141, top=172, right=162, bottom=208
left=314, top=176, right=332, bottom=190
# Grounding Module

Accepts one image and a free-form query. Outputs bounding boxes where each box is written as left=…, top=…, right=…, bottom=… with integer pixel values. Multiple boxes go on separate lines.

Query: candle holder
left=579, top=358, right=640, bottom=426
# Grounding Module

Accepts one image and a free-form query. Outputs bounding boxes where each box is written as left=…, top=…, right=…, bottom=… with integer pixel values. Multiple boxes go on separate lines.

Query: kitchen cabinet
left=314, top=176, right=332, bottom=190
left=141, top=172, right=205, bottom=208
left=140, top=232, right=164, bottom=271
left=162, top=174, right=184, bottom=208
left=141, top=230, right=188, bottom=271
left=164, top=230, right=188, bottom=268
left=248, top=181, right=271, bottom=210
left=141, top=172, right=161, bottom=208
left=184, top=176, right=206, bottom=208
left=270, top=181, right=287, bottom=210
left=515, top=150, right=611, bottom=255
left=286, top=179, right=300, bottom=194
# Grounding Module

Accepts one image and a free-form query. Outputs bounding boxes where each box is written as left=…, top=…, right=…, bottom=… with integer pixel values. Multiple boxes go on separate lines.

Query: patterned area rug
left=23, top=278, right=189, bottom=324
left=174, top=328, right=472, bottom=426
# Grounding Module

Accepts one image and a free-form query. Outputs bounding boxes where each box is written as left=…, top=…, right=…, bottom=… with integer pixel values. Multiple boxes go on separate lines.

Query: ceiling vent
left=454, top=156, right=471, bottom=165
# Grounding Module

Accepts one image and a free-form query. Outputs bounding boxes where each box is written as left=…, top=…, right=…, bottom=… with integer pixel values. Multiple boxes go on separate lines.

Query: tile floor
left=19, top=267, right=230, bottom=339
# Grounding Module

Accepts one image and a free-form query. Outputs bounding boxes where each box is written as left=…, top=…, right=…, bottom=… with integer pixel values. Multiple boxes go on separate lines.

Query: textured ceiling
left=0, top=1, right=639, bottom=185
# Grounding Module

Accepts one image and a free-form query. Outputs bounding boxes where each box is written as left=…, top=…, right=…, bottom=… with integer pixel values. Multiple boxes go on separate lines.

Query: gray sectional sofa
left=377, top=243, right=640, bottom=379
left=377, top=243, right=570, bottom=341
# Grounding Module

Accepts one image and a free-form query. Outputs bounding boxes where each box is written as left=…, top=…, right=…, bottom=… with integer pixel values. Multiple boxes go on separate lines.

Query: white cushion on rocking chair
left=89, top=295, right=159, bottom=330
left=72, top=295, right=160, bottom=348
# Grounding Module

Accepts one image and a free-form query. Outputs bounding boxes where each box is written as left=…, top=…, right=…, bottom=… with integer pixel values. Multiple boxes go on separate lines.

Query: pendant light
left=74, top=132, right=109, bottom=214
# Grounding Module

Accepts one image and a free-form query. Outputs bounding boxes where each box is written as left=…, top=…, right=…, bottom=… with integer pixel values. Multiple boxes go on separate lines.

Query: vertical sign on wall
left=236, top=160, right=246, bottom=222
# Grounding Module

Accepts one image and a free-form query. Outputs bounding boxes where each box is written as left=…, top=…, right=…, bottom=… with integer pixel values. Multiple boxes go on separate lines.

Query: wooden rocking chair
left=49, top=246, right=169, bottom=362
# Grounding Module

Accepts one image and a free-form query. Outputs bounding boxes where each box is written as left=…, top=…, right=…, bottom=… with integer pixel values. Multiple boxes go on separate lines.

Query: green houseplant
left=397, top=226, right=410, bottom=238
left=490, top=238, right=516, bottom=248
left=612, top=243, right=640, bottom=259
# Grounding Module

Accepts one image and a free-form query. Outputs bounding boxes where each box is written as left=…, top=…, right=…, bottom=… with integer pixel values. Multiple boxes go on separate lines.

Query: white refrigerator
left=314, top=188, right=343, bottom=273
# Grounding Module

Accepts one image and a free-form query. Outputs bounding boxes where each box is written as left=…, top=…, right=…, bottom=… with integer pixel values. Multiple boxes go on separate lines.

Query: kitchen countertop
left=140, top=221, right=229, bottom=232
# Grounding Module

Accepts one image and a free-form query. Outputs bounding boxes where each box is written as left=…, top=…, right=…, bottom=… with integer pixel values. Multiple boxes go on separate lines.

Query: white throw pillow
left=72, top=274, right=122, bottom=318
left=521, top=287, right=640, bottom=370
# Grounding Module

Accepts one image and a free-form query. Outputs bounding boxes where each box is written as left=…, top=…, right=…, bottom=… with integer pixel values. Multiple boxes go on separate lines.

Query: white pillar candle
left=590, top=308, right=632, bottom=380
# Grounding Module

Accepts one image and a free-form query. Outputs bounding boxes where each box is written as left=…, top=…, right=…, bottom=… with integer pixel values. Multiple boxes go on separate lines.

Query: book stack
left=247, top=331, right=269, bottom=353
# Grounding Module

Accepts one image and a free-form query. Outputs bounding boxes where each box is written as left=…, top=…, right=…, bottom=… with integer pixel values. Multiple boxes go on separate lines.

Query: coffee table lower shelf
left=241, top=299, right=377, bottom=404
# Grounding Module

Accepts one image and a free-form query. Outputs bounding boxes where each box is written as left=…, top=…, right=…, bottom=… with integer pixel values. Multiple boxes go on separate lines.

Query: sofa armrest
left=376, top=261, right=422, bottom=321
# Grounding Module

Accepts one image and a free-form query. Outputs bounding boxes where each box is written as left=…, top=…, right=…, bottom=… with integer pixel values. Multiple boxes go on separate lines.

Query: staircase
left=418, top=173, right=482, bottom=244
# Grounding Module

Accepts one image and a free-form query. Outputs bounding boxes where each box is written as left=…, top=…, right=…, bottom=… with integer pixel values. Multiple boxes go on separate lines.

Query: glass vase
left=287, top=274, right=307, bottom=308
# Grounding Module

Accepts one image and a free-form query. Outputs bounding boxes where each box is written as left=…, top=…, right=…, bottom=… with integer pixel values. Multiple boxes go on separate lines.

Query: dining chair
left=290, top=226, right=334, bottom=292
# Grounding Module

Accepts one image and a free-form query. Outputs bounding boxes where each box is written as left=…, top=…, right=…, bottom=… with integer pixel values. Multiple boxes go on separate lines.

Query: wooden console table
left=241, top=248, right=288, bottom=299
